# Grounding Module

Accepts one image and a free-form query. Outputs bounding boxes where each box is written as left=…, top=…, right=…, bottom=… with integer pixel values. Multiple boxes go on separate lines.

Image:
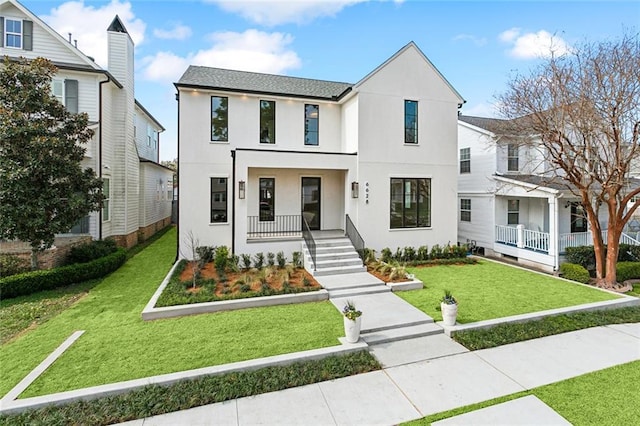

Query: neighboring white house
left=0, top=0, right=172, bottom=248
left=176, top=42, right=464, bottom=263
left=457, top=115, right=640, bottom=272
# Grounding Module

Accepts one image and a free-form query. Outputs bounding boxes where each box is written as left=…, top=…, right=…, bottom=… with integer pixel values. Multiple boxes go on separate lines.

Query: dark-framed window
left=211, top=96, right=228, bottom=141
left=260, top=100, right=275, bottom=144
left=460, top=198, right=471, bottom=222
left=507, top=199, right=519, bottom=225
left=304, top=104, right=319, bottom=146
left=404, top=100, right=418, bottom=144
left=210, top=177, right=228, bottom=223
left=390, top=178, right=430, bottom=228
left=102, top=178, right=110, bottom=222
left=460, top=147, right=471, bottom=173
left=507, top=144, right=519, bottom=172
left=259, top=178, right=275, bottom=221
left=570, top=202, right=588, bottom=233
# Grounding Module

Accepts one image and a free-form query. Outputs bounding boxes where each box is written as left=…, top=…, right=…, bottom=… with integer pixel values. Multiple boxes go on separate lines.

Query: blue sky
left=20, top=0, right=640, bottom=161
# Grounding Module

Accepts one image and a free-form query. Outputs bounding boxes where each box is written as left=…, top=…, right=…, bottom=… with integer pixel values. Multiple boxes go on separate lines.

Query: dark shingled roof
left=176, top=66, right=353, bottom=100
left=495, top=174, right=572, bottom=191
left=459, top=115, right=510, bottom=134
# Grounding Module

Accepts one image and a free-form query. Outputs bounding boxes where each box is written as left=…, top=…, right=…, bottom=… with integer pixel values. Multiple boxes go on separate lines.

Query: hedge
left=559, top=262, right=590, bottom=284
left=0, top=248, right=126, bottom=299
left=616, top=262, right=640, bottom=283
left=566, top=244, right=640, bottom=271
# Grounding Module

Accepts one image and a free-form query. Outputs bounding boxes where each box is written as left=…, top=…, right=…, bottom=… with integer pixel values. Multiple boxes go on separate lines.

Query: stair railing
left=302, top=215, right=317, bottom=271
left=345, top=214, right=365, bottom=266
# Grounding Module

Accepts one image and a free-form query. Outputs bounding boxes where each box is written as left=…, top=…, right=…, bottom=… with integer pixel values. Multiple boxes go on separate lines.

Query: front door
left=301, top=177, right=321, bottom=230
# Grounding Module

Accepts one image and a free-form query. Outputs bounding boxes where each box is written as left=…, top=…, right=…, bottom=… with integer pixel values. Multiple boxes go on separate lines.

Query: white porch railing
left=524, top=229, right=550, bottom=253
left=558, top=230, right=640, bottom=253
left=495, top=225, right=518, bottom=246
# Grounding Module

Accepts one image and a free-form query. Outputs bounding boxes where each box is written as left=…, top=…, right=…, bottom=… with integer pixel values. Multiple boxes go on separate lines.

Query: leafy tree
left=497, top=32, right=640, bottom=288
left=0, top=57, right=103, bottom=270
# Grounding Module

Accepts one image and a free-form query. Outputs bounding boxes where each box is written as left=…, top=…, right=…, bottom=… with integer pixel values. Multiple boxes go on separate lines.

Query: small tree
left=497, top=32, right=640, bottom=288
left=0, top=57, right=104, bottom=270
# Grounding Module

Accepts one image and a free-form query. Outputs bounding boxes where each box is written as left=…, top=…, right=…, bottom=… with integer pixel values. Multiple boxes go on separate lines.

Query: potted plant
left=342, top=300, right=363, bottom=343
left=440, top=290, right=458, bottom=326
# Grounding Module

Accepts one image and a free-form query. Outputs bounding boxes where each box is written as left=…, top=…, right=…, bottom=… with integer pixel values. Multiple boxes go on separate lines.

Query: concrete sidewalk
left=118, top=323, right=640, bottom=425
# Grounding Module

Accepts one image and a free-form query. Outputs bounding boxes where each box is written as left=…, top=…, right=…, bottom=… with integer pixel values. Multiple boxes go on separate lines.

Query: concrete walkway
left=118, top=323, right=640, bottom=425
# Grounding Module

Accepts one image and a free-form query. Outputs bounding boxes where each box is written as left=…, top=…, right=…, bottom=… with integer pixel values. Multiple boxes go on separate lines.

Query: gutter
left=175, top=91, right=180, bottom=263
left=231, top=150, right=236, bottom=255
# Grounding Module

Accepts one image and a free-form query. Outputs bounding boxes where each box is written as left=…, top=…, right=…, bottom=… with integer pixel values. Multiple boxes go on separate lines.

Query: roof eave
left=174, top=83, right=344, bottom=102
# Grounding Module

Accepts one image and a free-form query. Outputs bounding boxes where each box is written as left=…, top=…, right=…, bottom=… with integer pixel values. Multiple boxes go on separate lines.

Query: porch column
left=548, top=196, right=558, bottom=269
left=516, top=224, right=525, bottom=248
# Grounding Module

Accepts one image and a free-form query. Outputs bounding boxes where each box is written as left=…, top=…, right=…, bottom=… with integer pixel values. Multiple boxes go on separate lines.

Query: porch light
left=351, top=181, right=359, bottom=198
left=238, top=180, right=246, bottom=199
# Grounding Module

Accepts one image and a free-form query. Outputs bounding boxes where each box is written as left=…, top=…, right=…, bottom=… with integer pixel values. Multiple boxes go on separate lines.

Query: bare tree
left=497, top=32, right=640, bottom=288
left=180, top=230, right=201, bottom=288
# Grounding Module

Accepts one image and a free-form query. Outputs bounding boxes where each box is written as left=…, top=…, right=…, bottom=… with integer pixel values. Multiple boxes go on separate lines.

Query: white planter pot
left=441, top=302, right=458, bottom=326
left=344, top=316, right=362, bottom=343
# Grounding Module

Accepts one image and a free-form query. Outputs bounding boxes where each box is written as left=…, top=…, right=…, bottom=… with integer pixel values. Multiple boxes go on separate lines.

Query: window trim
left=460, top=198, right=471, bottom=222
left=259, top=177, right=275, bottom=222
left=460, top=147, right=471, bottom=174
left=304, top=104, right=319, bottom=146
left=210, top=177, right=228, bottom=224
left=102, top=177, right=111, bottom=222
left=4, top=18, right=22, bottom=49
left=390, top=177, right=431, bottom=229
left=507, top=199, right=519, bottom=225
left=404, top=100, right=418, bottom=144
left=211, top=96, right=229, bottom=142
left=260, top=99, right=276, bottom=144
left=507, top=144, right=519, bottom=172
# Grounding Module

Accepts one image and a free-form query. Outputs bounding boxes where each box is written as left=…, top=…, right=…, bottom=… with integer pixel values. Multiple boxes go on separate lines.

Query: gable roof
left=176, top=66, right=353, bottom=101
left=107, top=15, right=128, bottom=33
left=458, top=115, right=509, bottom=134
left=355, top=41, right=465, bottom=104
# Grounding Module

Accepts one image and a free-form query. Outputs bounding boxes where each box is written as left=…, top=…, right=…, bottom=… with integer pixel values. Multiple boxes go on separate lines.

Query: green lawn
left=400, top=260, right=620, bottom=323
left=0, top=227, right=343, bottom=398
left=408, top=360, right=640, bottom=425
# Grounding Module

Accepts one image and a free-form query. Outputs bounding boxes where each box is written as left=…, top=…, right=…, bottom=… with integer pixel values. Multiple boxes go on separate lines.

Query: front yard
left=0, top=228, right=343, bottom=398
left=399, top=260, right=621, bottom=323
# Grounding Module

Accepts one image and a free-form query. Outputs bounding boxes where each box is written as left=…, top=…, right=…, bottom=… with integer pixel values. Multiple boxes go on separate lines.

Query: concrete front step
left=361, top=322, right=444, bottom=345
left=328, top=285, right=390, bottom=298
left=315, top=258, right=364, bottom=268
left=314, top=251, right=360, bottom=261
left=313, top=265, right=367, bottom=276
left=314, top=238, right=352, bottom=248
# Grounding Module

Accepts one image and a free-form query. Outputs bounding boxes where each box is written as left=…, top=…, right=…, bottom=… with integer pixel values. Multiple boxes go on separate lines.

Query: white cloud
left=208, top=0, right=366, bottom=26
left=461, top=102, right=499, bottom=118
left=153, top=23, right=192, bottom=41
left=499, top=28, right=571, bottom=60
left=140, top=29, right=301, bottom=83
left=452, top=34, right=487, bottom=47
left=42, top=0, right=146, bottom=67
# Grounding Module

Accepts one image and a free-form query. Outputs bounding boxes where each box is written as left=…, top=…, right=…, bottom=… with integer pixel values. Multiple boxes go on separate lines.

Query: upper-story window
left=460, top=148, right=471, bottom=173
left=2, top=18, right=32, bottom=50
left=507, top=144, right=519, bottom=172
left=304, top=104, right=319, bottom=146
left=50, top=79, right=78, bottom=113
left=260, top=100, right=275, bottom=144
left=404, top=100, right=418, bottom=144
left=211, top=96, right=228, bottom=141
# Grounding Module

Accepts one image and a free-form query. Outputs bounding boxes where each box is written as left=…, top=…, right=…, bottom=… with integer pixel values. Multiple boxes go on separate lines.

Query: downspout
left=98, top=76, right=111, bottom=240
left=231, top=150, right=236, bottom=255
left=174, top=91, right=180, bottom=262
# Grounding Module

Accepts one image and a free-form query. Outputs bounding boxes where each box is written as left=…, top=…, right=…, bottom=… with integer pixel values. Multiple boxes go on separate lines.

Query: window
left=50, top=79, right=78, bottom=113
left=570, top=202, right=588, bottom=233
left=260, top=100, right=275, bottom=144
left=404, top=100, right=418, bottom=144
left=210, top=177, right=227, bottom=223
left=507, top=144, right=519, bottom=172
left=51, top=80, right=64, bottom=105
left=1, top=18, right=32, bottom=50
left=460, top=148, right=471, bottom=173
left=259, top=178, right=275, bottom=221
left=390, top=178, right=430, bottom=228
left=460, top=199, right=471, bottom=222
left=211, top=96, right=228, bottom=141
left=304, top=104, right=319, bottom=145
left=507, top=199, right=519, bottom=225
left=166, top=178, right=172, bottom=201
left=102, top=178, right=110, bottom=222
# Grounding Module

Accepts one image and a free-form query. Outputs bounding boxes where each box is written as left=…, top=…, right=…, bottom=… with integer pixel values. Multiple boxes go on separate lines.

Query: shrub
left=0, top=249, right=126, bottom=299
left=616, top=262, right=640, bottom=282
left=267, top=252, right=276, bottom=267
left=0, top=254, right=30, bottom=278
left=361, top=248, right=376, bottom=264
left=430, top=244, right=443, bottom=259
left=565, top=246, right=596, bottom=270
left=292, top=251, right=302, bottom=268
left=417, top=245, right=429, bottom=261
left=195, top=246, right=215, bottom=264
left=380, top=247, right=392, bottom=263
left=276, top=251, right=286, bottom=268
left=229, top=254, right=240, bottom=272
left=559, top=262, right=590, bottom=284
left=303, top=275, right=311, bottom=287
left=66, top=239, right=117, bottom=264
left=254, top=252, right=265, bottom=269
left=402, top=246, right=416, bottom=262
left=214, top=246, right=229, bottom=272
left=240, top=254, right=252, bottom=270
left=239, top=283, right=251, bottom=293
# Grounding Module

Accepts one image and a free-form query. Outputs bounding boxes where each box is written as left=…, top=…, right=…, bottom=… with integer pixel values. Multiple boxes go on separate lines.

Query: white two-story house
left=176, top=42, right=464, bottom=268
left=457, top=115, right=640, bottom=272
left=0, top=0, right=172, bottom=248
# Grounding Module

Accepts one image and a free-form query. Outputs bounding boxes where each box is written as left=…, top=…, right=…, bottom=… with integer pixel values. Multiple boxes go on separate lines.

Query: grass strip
left=125, top=225, right=174, bottom=260
left=402, top=260, right=619, bottom=323
left=405, top=360, right=640, bottom=425
left=453, top=306, right=640, bottom=350
left=0, top=351, right=380, bottom=426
